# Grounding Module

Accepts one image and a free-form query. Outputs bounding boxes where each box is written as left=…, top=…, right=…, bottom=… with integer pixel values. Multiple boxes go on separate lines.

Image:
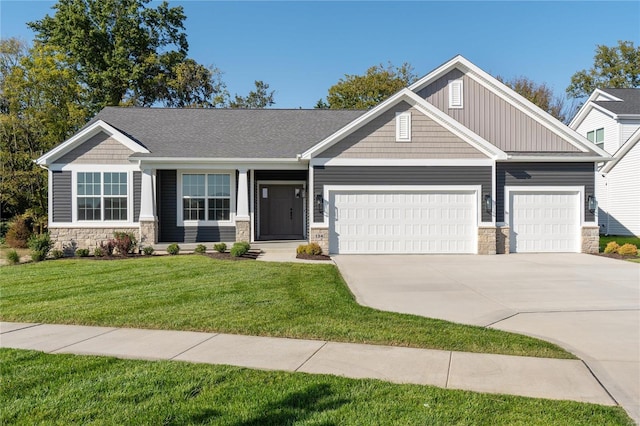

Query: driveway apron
left=333, top=253, right=640, bottom=423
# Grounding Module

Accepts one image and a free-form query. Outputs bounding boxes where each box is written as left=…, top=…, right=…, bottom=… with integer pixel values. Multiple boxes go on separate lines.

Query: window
left=448, top=79, right=463, bottom=108
left=587, top=128, right=604, bottom=148
left=77, top=172, right=128, bottom=221
left=395, top=112, right=411, bottom=142
left=182, top=173, right=231, bottom=222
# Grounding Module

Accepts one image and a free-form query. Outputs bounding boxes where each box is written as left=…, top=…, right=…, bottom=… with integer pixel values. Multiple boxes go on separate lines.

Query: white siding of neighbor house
left=57, top=131, right=134, bottom=164
left=620, top=119, right=640, bottom=143
left=574, top=107, right=619, bottom=154
left=599, top=142, right=640, bottom=236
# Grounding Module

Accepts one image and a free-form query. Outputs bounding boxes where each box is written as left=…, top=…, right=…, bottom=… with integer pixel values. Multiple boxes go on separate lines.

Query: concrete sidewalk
left=1, top=321, right=615, bottom=406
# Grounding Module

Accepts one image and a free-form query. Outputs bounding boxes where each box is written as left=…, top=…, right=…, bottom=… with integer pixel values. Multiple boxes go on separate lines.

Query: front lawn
left=0, top=256, right=570, bottom=358
left=1, top=349, right=632, bottom=425
left=599, top=235, right=640, bottom=252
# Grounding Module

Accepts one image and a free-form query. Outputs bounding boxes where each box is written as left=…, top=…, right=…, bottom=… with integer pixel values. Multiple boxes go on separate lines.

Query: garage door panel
left=510, top=191, right=579, bottom=253
left=329, top=191, right=476, bottom=254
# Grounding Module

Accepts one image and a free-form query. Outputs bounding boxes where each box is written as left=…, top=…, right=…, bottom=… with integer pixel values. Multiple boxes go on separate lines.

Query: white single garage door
left=329, top=190, right=477, bottom=254
left=508, top=190, right=580, bottom=253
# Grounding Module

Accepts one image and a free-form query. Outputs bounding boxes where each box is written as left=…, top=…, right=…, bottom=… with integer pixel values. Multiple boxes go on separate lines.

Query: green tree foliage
left=498, top=75, right=570, bottom=123
left=28, top=0, right=190, bottom=110
left=1, top=38, right=89, bottom=219
left=228, top=81, right=275, bottom=109
left=320, top=62, right=417, bottom=110
left=567, top=41, right=640, bottom=99
left=164, top=60, right=228, bottom=108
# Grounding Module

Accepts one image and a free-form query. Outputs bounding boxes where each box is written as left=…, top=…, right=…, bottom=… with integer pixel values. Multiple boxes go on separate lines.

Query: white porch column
left=235, top=168, right=251, bottom=242
left=138, top=168, right=157, bottom=245
left=139, top=168, right=156, bottom=220
left=236, top=168, right=250, bottom=220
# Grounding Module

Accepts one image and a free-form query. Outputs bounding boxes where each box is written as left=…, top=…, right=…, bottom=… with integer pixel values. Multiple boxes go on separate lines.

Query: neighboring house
left=37, top=55, right=609, bottom=255
left=570, top=88, right=640, bottom=236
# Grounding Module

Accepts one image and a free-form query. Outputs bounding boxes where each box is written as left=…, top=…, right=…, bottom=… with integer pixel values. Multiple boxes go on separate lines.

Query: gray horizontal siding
left=133, top=171, right=141, bottom=222
left=314, top=166, right=492, bottom=222
left=52, top=171, right=72, bottom=223
left=496, top=162, right=595, bottom=222
left=157, top=169, right=236, bottom=243
left=255, top=170, right=308, bottom=181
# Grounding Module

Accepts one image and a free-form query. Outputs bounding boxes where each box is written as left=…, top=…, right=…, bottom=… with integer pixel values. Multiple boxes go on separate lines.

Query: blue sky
left=1, top=1, right=638, bottom=109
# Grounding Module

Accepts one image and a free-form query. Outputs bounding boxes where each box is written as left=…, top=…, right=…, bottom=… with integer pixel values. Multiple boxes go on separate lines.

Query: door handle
left=290, top=208, right=293, bottom=219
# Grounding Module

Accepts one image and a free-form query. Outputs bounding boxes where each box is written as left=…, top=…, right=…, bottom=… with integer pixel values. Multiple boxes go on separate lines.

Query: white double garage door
left=327, top=186, right=582, bottom=254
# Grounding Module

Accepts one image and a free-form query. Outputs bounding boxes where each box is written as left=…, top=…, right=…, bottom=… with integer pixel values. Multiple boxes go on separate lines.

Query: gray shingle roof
left=594, top=88, right=640, bottom=115
left=89, top=107, right=366, bottom=158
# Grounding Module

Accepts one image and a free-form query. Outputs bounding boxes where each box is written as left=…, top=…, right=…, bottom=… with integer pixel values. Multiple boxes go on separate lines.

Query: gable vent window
left=395, top=111, right=411, bottom=142
left=448, top=79, right=464, bottom=109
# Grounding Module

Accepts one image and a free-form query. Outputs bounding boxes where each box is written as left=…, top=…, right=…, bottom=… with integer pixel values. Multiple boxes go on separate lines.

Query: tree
left=567, top=41, right=640, bottom=99
left=498, top=75, right=571, bottom=123
left=1, top=38, right=89, bottom=219
left=164, top=60, right=228, bottom=108
left=228, top=81, right=275, bottom=109
left=319, top=62, right=417, bottom=110
left=28, top=0, right=190, bottom=111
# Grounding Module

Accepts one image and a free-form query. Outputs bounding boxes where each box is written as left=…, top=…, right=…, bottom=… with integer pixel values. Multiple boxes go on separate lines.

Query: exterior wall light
left=315, top=194, right=323, bottom=214
left=588, top=195, right=597, bottom=213
left=484, top=194, right=492, bottom=214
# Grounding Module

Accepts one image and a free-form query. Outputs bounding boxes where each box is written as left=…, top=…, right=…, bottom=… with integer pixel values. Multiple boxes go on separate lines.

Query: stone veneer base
left=235, top=220, right=250, bottom=243
left=50, top=227, right=140, bottom=255
left=497, top=226, right=510, bottom=255
left=477, top=227, right=497, bottom=255
left=308, top=227, right=329, bottom=254
left=581, top=226, right=600, bottom=254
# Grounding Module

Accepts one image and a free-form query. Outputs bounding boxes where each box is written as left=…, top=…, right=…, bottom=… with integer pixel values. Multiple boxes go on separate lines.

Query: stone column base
left=309, top=227, right=329, bottom=254
left=581, top=226, right=600, bottom=254
left=235, top=220, right=250, bottom=242
left=139, top=219, right=158, bottom=247
left=497, top=226, right=510, bottom=254
left=477, top=227, right=497, bottom=255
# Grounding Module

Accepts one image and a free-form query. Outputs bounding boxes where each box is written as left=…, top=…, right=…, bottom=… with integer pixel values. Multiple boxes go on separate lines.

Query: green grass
left=599, top=235, right=640, bottom=252
left=0, top=256, right=571, bottom=358
left=1, top=349, right=632, bottom=425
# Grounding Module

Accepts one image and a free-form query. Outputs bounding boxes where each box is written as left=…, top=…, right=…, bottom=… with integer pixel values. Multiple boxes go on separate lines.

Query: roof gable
left=36, top=120, right=149, bottom=166
left=410, top=55, right=607, bottom=157
left=303, top=89, right=506, bottom=160
left=602, top=126, right=640, bottom=173
left=570, top=88, right=640, bottom=129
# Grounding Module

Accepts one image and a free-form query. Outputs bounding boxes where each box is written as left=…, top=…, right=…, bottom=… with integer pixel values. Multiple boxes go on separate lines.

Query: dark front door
left=259, top=185, right=304, bottom=240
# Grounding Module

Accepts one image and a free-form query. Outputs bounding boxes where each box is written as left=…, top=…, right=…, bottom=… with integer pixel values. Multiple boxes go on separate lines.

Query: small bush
left=603, top=241, right=620, bottom=254
left=6, top=249, right=20, bottom=265
left=112, top=231, right=137, bottom=256
left=100, top=240, right=115, bottom=256
left=618, top=243, right=638, bottom=256
left=5, top=217, right=32, bottom=248
left=195, top=244, right=207, bottom=254
left=167, top=243, right=180, bottom=255
left=214, top=242, right=227, bottom=253
left=28, top=233, right=52, bottom=262
left=143, top=246, right=155, bottom=255
left=0, top=221, right=9, bottom=239
left=94, top=247, right=105, bottom=257
left=50, top=249, right=64, bottom=259
left=305, top=242, right=323, bottom=255
left=230, top=242, right=248, bottom=257
left=296, top=244, right=307, bottom=255
left=75, top=248, right=90, bottom=257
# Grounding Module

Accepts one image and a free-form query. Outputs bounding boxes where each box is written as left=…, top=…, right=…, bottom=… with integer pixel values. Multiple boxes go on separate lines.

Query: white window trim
left=71, top=167, right=136, bottom=227
left=177, top=170, right=236, bottom=227
left=448, top=79, right=464, bottom=109
left=395, top=111, right=411, bottom=142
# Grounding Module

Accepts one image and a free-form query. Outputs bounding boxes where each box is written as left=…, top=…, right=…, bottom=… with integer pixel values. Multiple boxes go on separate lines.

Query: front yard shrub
left=94, top=247, right=105, bottom=257
left=6, top=249, right=20, bottom=265
left=230, top=242, right=248, bottom=257
left=167, top=243, right=180, bottom=255
left=603, top=241, right=620, bottom=254
left=214, top=242, right=227, bottom=253
left=296, top=244, right=307, bottom=255
left=27, top=233, right=52, bottom=262
left=50, top=249, right=64, bottom=259
left=0, top=221, right=9, bottom=240
left=75, top=248, right=90, bottom=257
left=305, top=242, right=323, bottom=255
left=142, top=246, right=155, bottom=255
left=100, top=240, right=115, bottom=256
left=194, top=244, right=207, bottom=254
left=112, top=232, right=137, bottom=256
left=5, top=217, right=32, bottom=249
left=618, top=243, right=638, bottom=256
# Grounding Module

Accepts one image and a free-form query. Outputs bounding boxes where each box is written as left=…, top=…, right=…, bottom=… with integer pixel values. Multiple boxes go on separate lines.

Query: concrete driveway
left=333, top=254, right=640, bottom=423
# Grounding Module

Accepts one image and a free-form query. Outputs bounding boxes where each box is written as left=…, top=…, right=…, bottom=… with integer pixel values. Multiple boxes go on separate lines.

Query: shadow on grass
left=233, top=383, right=347, bottom=426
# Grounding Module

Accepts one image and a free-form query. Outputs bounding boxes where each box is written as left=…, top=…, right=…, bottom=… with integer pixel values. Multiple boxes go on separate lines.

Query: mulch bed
left=593, top=253, right=639, bottom=260
left=205, top=250, right=260, bottom=261
left=296, top=253, right=332, bottom=261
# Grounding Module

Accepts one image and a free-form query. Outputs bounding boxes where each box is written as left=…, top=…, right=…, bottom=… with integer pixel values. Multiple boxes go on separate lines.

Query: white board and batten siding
left=506, top=188, right=582, bottom=253
left=328, top=189, right=478, bottom=254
